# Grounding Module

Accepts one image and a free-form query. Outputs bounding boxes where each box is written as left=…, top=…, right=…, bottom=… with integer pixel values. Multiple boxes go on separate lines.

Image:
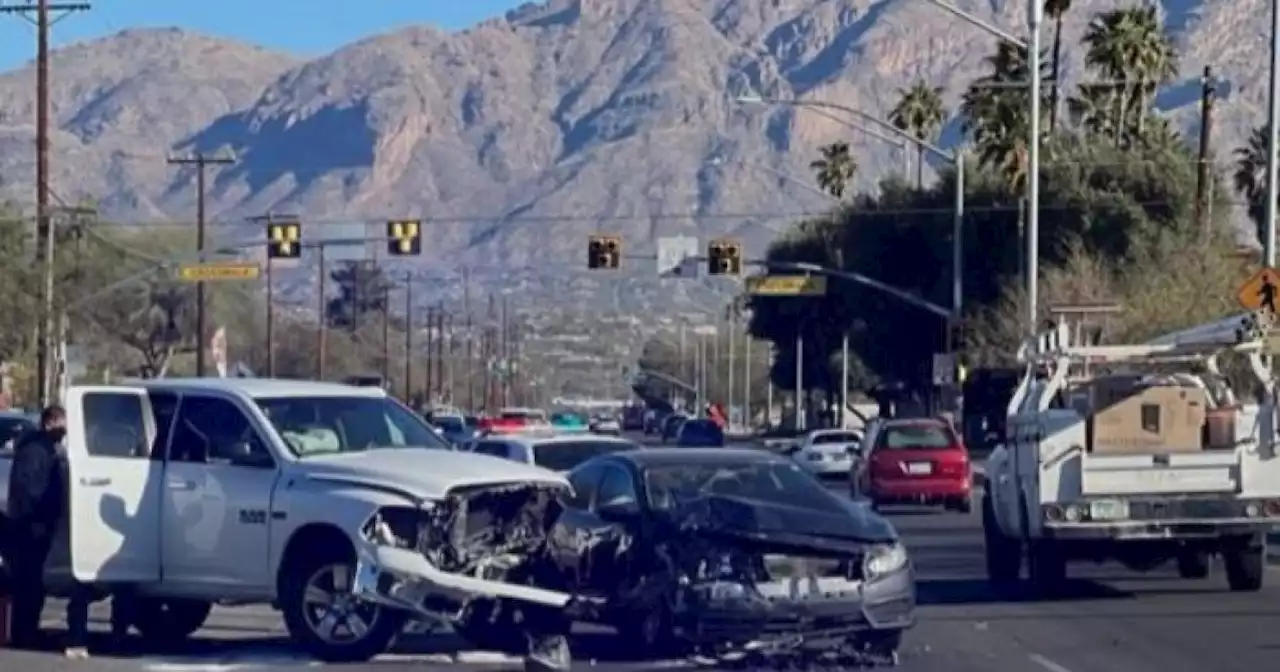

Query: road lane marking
left=1029, top=653, right=1074, bottom=672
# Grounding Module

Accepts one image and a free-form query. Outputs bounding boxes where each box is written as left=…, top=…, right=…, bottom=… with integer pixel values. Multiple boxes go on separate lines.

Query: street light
left=921, top=0, right=1039, bottom=336
left=736, top=94, right=966, bottom=321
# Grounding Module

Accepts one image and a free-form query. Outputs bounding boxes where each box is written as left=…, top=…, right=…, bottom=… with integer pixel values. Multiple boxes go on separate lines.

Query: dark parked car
left=553, top=448, right=914, bottom=662
left=675, top=418, right=725, bottom=447
left=660, top=413, right=687, bottom=443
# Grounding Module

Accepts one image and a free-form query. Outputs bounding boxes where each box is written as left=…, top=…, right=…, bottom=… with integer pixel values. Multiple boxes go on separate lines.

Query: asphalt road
left=7, top=440, right=1280, bottom=671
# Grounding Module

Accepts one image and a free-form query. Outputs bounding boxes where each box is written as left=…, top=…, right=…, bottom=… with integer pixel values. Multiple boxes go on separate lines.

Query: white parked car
left=0, top=379, right=578, bottom=664
left=588, top=415, right=621, bottom=435
left=790, top=429, right=864, bottom=476
left=469, top=433, right=639, bottom=473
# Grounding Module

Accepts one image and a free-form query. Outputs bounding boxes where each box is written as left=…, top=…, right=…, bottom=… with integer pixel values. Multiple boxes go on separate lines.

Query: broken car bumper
left=352, top=544, right=572, bottom=620
left=681, top=567, right=915, bottom=646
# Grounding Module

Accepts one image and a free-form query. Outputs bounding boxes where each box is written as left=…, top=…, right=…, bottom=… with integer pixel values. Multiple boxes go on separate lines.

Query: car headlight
left=697, top=580, right=751, bottom=601
left=864, top=543, right=909, bottom=579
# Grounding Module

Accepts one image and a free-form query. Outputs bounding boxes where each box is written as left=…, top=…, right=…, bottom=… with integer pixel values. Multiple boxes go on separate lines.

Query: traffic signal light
left=707, top=238, right=742, bottom=275
left=587, top=234, right=621, bottom=269
left=387, top=219, right=422, bottom=256
left=267, top=220, right=301, bottom=259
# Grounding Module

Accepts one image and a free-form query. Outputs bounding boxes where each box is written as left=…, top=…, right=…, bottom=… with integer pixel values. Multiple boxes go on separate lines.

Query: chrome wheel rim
left=301, top=563, right=382, bottom=644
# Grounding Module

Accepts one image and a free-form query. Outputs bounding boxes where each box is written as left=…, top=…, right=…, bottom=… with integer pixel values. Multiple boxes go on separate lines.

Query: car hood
left=294, top=448, right=570, bottom=501
left=667, top=493, right=897, bottom=551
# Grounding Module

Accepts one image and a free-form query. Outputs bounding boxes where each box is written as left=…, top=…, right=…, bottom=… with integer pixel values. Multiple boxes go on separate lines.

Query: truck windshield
left=256, top=396, right=451, bottom=456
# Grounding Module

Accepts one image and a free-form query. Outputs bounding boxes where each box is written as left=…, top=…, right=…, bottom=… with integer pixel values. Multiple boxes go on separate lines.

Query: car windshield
left=434, top=417, right=466, bottom=432
left=878, top=423, right=953, bottom=449
left=645, top=459, right=837, bottom=512
left=257, top=396, right=451, bottom=456
left=679, top=420, right=724, bottom=445
left=533, top=440, right=633, bottom=471
left=813, top=432, right=860, bottom=445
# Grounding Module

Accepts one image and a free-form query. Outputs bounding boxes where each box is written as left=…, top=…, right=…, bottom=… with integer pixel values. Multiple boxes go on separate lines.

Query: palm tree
left=810, top=142, right=857, bottom=199
left=960, top=40, right=1050, bottom=189
left=1235, top=125, right=1270, bottom=246
left=1082, top=7, right=1178, bottom=145
left=1045, top=0, right=1073, bottom=131
left=889, top=80, right=947, bottom=189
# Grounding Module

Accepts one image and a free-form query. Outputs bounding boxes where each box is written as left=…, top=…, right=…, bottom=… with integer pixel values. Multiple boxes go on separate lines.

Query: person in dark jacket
left=5, top=404, right=67, bottom=649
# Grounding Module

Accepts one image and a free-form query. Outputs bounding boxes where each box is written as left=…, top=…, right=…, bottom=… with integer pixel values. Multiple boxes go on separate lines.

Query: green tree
left=809, top=142, right=857, bottom=199
left=889, top=80, right=947, bottom=189
left=1045, top=0, right=1073, bottom=131
left=960, top=40, right=1052, bottom=191
left=326, top=260, right=393, bottom=332
left=1081, top=6, right=1178, bottom=144
left=1234, top=124, right=1271, bottom=246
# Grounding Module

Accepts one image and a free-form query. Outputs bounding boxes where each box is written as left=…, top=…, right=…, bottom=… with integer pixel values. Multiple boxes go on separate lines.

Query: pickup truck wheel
left=280, top=550, right=405, bottom=662
left=131, top=598, right=212, bottom=641
left=982, top=497, right=1020, bottom=587
left=1224, top=546, right=1264, bottom=592
left=1176, top=551, right=1210, bottom=579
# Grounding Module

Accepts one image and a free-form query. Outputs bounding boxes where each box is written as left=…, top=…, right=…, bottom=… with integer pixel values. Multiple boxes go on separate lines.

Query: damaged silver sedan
left=551, top=448, right=915, bottom=666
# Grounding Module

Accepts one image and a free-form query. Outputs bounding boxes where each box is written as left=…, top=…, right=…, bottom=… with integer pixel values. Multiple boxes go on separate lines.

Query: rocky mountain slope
left=0, top=0, right=1269, bottom=302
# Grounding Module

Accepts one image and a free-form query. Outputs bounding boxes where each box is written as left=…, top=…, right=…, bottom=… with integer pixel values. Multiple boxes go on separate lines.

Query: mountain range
left=0, top=0, right=1271, bottom=310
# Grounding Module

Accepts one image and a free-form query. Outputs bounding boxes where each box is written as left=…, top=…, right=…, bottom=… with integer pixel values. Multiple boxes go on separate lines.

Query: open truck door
left=65, top=385, right=163, bottom=583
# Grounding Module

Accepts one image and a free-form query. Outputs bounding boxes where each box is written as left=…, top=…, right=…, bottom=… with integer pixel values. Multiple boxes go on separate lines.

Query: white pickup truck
left=984, top=314, right=1280, bottom=595
left=0, top=378, right=579, bottom=665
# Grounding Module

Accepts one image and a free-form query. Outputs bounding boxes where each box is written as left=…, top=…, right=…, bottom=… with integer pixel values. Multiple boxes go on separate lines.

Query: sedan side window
left=596, top=467, right=638, bottom=510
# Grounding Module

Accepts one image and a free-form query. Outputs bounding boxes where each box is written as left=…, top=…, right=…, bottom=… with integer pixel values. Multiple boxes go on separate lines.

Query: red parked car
left=850, top=417, right=972, bottom=513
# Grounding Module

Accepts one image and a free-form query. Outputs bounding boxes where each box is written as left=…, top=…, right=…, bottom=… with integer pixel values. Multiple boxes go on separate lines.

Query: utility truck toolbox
left=983, top=311, right=1280, bottom=597
left=1083, top=377, right=1207, bottom=453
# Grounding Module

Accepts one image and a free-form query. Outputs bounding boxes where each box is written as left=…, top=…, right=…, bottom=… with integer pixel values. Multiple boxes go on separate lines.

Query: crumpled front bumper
left=681, top=568, right=915, bottom=647
left=352, top=544, right=573, bottom=621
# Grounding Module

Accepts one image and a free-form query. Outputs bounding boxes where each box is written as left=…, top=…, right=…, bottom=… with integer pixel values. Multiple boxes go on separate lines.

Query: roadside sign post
left=745, top=274, right=827, bottom=296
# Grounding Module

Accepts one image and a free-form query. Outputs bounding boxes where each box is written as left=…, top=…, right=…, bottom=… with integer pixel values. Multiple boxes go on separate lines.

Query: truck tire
left=982, top=496, right=1020, bottom=586
left=1175, top=551, right=1210, bottom=579
left=1028, top=541, right=1067, bottom=595
left=1224, top=546, right=1264, bottom=592
left=279, top=544, right=406, bottom=662
left=131, top=598, right=212, bottom=642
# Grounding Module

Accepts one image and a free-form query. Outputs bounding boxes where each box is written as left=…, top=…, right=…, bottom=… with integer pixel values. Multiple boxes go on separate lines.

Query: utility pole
left=424, top=306, right=435, bottom=400
left=168, top=151, right=234, bottom=376
left=381, top=281, right=391, bottom=384
left=403, top=277, right=412, bottom=402
left=463, top=268, right=475, bottom=411
left=3, top=0, right=90, bottom=403
left=316, top=243, right=327, bottom=379
left=435, top=304, right=447, bottom=402
left=1195, top=66, right=1217, bottom=241
left=499, top=295, right=510, bottom=407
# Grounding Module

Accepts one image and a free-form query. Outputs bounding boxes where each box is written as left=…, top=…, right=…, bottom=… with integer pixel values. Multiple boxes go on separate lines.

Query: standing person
left=4, top=405, right=67, bottom=649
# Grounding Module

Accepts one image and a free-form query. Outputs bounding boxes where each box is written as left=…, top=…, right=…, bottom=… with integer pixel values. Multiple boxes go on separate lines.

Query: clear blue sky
left=0, top=0, right=529, bottom=70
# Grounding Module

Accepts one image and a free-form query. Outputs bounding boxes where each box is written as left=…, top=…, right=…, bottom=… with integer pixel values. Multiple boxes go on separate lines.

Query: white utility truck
left=983, top=312, right=1280, bottom=594
left=0, top=379, right=579, bottom=665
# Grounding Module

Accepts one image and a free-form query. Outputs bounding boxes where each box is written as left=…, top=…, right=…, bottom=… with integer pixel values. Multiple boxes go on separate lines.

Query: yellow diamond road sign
left=1237, top=266, right=1280, bottom=312
left=745, top=274, right=827, bottom=296
left=178, top=261, right=262, bottom=282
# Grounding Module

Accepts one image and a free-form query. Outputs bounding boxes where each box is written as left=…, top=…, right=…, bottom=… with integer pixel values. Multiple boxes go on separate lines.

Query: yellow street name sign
left=745, top=274, right=827, bottom=296
left=178, top=261, right=262, bottom=282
